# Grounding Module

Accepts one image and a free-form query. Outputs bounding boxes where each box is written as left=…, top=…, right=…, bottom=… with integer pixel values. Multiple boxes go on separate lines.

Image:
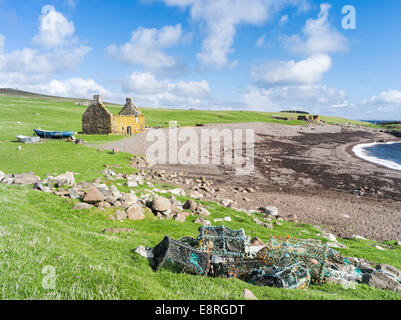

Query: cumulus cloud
left=121, top=71, right=211, bottom=108
left=252, top=54, right=332, bottom=86
left=243, top=84, right=350, bottom=113
left=0, top=6, right=90, bottom=90
left=106, top=24, right=186, bottom=76
left=282, top=3, right=347, bottom=55
left=161, top=0, right=309, bottom=68
left=32, top=5, right=76, bottom=48
left=363, top=89, right=401, bottom=113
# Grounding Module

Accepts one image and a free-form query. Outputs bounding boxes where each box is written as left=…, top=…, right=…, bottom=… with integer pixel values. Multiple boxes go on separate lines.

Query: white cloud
left=256, top=35, right=266, bottom=47
left=161, top=0, right=309, bottom=68
left=279, top=14, right=288, bottom=25
left=122, top=71, right=211, bottom=108
left=65, top=0, right=79, bottom=8
left=363, top=89, right=401, bottom=113
left=106, top=24, right=186, bottom=76
left=252, top=54, right=332, bottom=86
left=283, top=3, right=347, bottom=55
left=243, top=84, right=350, bottom=113
left=32, top=5, right=76, bottom=49
left=0, top=6, right=90, bottom=90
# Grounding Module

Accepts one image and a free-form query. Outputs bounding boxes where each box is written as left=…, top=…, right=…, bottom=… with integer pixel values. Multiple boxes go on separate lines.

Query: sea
left=352, top=119, right=401, bottom=171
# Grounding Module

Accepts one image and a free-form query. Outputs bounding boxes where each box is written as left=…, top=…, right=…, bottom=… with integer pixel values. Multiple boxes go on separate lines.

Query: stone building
left=82, top=95, right=145, bottom=135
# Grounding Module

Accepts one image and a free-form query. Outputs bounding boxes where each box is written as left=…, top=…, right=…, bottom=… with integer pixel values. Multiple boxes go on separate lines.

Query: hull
left=34, top=129, right=74, bottom=138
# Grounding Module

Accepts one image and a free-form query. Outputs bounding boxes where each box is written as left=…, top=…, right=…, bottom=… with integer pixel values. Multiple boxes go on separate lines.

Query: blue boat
left=34, top=129, right=74, bottom=138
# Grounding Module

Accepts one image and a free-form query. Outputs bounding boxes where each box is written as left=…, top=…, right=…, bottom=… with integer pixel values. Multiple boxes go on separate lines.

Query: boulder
left=13, top=173, right=40, bottom=185
left=115, top=210, right=128, bottom=221
left=376, top=264, right=401, bottom=280
left=52, top=171, right=75, bottom=186
left=362, top=272, right=401, bottom=292
left=174, top=213, right=186, bottom=223
left=194, top=218, right=211, bottom=226
left=242, top=289, right=258, bottom=300
left=152, top=197, right=172, bottom=213
left=183, top=199, right=198, bottom=211
left=96, top=201, right=111, bottom=209
left=126, top=204, right=145, bottom=221
left=262, top=206, right=278, bottom=216
left=135, top=246, right=154, bottom=259
left=83, top=187, right=105, bottom=204
left=120, top=194, right=139, bottom=208
left=73, top=203, right=93, bottom=210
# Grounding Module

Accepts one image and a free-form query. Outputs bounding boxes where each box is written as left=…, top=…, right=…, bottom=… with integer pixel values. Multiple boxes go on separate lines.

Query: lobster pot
left=249, top=261, right=311, bottom=289
left=153, top=236, right=211, bottom=276
left=210, top=260, right=267, bottom=281
left=197, top=226, right=249, bottom=257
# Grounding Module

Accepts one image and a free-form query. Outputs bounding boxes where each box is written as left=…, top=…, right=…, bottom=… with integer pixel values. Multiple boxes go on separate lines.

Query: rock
left=251, top=237, right=265, bottom=246
left=126, top=175, right=144, bottom=187
left=397, top=241, right=401, bottom=246
left=362, top=272, right=401, bottom=292
left=126, top=204, right=145, bottom=221
left=169, top=188, right=186, bottom=196
left=96, top=201, right=111, bottom=209
left=220, top=199, right=234, bottom=207
left=0, top=171, right=4, bottom=182
left=68, top=188, right=82, bottom=199
left=174, top=213, right=186, bottom=223
left=242, top=289, right=258, bottom=300
left=13, top=173, right=40, bottom=185
left=327, top=242, right=347, bottom=249
left=183, top=199, right=198, bottom=211
left=194, top=218, right=211, bottom=226
left=322, top=233, right=337, bottom=243
left=375, top=245, right=386, bottom=251
left=2, top=176, right=14, bottom=184
left=75, top=139, right=84, bottom=145
left=189, top=191, right=204, bottom=199
left=286, top=214, right=298, bottom=223
left=115, top=210, right=128, bottom=221
left=352, top=235, right=368, bottom=240
left=73, top=203, right=93, bottom=210
left=194, top=207, right=211, bottom=216
left=223, top=217, right=232, bottom=222
left=104, top=228, right=134, bottom=233
left=135, top=246, right=154, bottom=259
left=262, top=223, right=273, bottom=229
left=52, top=171, right=75, bottom=186
left=83, top=186, right=105, bottom=204
left=120, top=194, right=139, bottom=208
left=262, top=206, right=278, bottom=216
left=152, top=197, right=172, bottom=212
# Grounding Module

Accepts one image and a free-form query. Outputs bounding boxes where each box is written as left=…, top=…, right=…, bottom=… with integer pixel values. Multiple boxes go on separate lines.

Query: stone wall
left=111, top=115, right=145, bottom=135
left=82, top=95, right=113, bottom=134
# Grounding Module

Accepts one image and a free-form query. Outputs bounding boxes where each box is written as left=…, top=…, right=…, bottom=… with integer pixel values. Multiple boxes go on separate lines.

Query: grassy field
left=0, top=95, right=400, bottom=300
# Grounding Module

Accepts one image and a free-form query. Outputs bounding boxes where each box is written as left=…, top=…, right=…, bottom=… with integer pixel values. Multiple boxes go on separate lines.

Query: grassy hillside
left=0, top=95, right=400, bottom=300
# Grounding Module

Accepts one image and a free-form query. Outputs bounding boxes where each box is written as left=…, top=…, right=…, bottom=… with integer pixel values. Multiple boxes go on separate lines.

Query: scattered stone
left=321, top=233, right=337, bottom=243
left=242, top=289, right=258, bottom=300
left=115, top=210, right=128, bottom=221
left=135, top=246, right=154, bottom=259
left=104, top=228, right=134, bottom=234
left=375, top=245, right=386, bottom=251
left=189, top=191, right=204, bottom=199
left=362, top=272, right=401, bottom=292
left=251, top=237, right=265, bottom=246
left=376, top=264, right=401, bottom=280
left=169, top=188, right=186, bottom=196
left=194, top=207, right=211, bottom=216
left=0, top=171, right=4, bottom=183
left=352, top=235, right=368, bottom=240
left=223, top=217, right=232, bottom=222
left=339, top=214, right=350, bottom=219
left=126, top=175, right=144, bottom=187
left=183, top=199, right=198, bottom=211
left=52, top=171, right=75, bottom=186
left=262, top=206, right=278, bottom=216
left=13, top=173, right=40, bottom=185
left=96, top=201, right=111, bottom=209
left=397, top=241, right=401, bottom=246
left=17, top=146, right=22, bottom=151
left=73, top=203, right=93, bottom=210
left=126, top=204, right=145, bottom=221
left=152, top=197, right=172, bottom=213
left=194, top=218, right=211, bottom=226
left=327, top=242, right=347, bottom=249
left=286, top=214, right=298, bottom=223
left=83, top=186, right=105, bottom=204
left=174, top=213, right=186, bottom=223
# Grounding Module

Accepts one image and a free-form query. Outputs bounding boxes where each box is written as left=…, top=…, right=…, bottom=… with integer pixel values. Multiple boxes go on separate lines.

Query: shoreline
left=351, top=141, right=401, bottom=172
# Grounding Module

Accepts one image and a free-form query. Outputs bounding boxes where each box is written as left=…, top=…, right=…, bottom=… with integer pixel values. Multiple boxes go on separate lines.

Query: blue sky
left=0, top=0, right=400, bottom=120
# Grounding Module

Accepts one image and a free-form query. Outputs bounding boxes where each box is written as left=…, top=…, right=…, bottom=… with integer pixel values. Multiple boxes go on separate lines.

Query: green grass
left=0, top=185, right=400, bottom=300
left=0, top=95, right=400, bottom=300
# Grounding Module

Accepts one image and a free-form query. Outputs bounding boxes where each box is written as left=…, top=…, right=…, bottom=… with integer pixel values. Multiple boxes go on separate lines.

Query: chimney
left=93, top=94, right=102, bottom=104
left=126, top=97, right=134, bottom=106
